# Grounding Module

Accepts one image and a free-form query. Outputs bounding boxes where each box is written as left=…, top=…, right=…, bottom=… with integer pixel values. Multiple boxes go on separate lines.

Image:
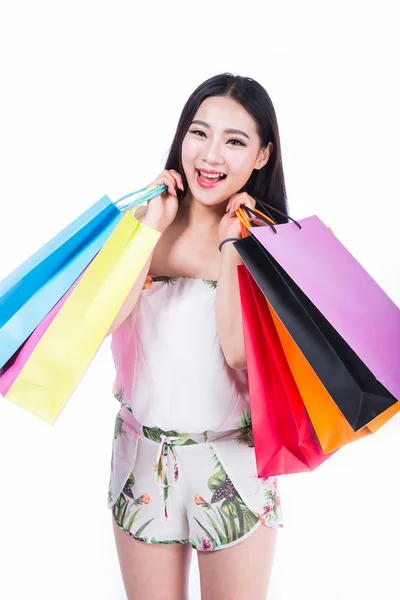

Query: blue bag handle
left=114, top=184, right=168, bottom=211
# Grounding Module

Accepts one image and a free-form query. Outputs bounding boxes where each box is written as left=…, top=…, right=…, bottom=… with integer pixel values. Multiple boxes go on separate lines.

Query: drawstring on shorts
left=154, top=434, right=180, bottom=520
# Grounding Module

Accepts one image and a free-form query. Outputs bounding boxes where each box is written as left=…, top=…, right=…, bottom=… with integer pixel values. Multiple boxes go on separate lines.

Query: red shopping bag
left=237, top=264, right=336, bottom=478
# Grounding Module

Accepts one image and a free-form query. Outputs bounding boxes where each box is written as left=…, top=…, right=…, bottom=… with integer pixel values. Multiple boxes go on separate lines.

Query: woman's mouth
left=195, top=169, right=227, bottom=189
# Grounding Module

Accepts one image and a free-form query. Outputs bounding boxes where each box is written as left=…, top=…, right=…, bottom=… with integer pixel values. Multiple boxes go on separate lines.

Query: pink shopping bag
left=250, top=216, right=400, bottom=402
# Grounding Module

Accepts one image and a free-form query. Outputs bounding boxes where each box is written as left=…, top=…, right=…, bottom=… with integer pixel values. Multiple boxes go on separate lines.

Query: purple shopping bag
left=250, top=216, right=400, bottom=403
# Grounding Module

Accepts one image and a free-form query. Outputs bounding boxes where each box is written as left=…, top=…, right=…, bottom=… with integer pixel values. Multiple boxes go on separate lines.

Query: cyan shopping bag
left=0, top=184, right=166, bottom=370
left=0, top=270, right=83, bottom=394
left=4, top=210, right=161, bottom=424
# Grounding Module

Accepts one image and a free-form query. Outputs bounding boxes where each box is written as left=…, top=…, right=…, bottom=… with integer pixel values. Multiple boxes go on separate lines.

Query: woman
left=106, top=72, right=289, bottom=599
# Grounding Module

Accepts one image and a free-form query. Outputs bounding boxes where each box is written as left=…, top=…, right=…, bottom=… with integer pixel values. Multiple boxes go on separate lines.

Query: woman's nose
left=204, top=139, right=225, bottom=164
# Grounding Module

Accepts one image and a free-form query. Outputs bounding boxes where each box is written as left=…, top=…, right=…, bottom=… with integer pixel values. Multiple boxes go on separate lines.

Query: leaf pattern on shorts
left=235, top=410, right=254, bottom=447
left=114, top=412, right=126, bottom=439
left=190, top=452, right=259, bottom=550
left=142, top=426, right=198, bottom=446
left=146, top=275, right=217, bottom=289
left=150, top=537, right=188, bottom=544
left=112, top=472, right=154, bottom=535
left=203, top=279, right=217, bottom=289
left=113, top=385, right=124, bottom=404
left=151, top=275, right=179, bottom=285
left=143, top=426, right=179, bottom=443
left=257, top=478, right=283, bottom=528
left=113, top=386, right=132, bottom=413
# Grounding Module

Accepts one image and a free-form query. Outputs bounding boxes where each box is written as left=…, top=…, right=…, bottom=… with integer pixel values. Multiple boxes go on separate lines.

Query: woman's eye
left=229, top=139, right=246, bottom=147
left=190, top=129, right=206, bottom=138
left=189, top=130, right=245, bottom=147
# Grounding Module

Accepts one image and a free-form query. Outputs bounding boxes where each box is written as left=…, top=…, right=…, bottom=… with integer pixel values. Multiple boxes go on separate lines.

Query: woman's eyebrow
left=191, top=120, right=251, bottom=140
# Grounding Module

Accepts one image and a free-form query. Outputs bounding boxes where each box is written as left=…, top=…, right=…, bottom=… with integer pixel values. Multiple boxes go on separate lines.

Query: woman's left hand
left=218, top=192, right=257, bottom=243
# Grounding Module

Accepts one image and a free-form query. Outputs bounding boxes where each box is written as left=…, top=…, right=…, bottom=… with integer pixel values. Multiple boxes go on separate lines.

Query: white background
left=0, top=1, right=399, bottom=598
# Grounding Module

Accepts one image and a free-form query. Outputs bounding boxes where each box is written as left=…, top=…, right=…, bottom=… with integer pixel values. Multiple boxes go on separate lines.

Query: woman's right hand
left=142, top=169, right=184, bottom=232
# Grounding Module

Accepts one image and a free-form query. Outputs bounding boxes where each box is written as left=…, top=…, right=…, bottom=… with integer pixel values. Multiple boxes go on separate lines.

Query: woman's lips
left=195, top=169, right=227, bottom=189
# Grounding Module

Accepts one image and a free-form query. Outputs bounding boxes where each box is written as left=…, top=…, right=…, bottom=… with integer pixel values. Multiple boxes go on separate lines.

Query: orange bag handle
left=236, top=206, right=277, bottom=238
left=236, top=208, right=252, bottom=230
left=240, top=220, right=248, bottom=238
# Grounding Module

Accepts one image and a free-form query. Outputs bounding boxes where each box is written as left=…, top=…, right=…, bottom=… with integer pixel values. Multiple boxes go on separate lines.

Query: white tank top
left=111, top=276, right=250, bottom=433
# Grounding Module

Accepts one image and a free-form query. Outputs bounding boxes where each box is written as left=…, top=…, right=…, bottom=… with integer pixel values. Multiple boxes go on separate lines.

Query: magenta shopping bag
left=249, top=216, right=400, bottom=405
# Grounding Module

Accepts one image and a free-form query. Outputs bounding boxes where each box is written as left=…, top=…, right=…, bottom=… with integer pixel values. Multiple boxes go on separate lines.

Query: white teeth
left=198, top=170, right=225, bottom=179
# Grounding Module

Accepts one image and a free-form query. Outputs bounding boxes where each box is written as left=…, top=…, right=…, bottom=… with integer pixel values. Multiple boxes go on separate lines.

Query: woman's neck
left=175, top=191, right=227, bottom=234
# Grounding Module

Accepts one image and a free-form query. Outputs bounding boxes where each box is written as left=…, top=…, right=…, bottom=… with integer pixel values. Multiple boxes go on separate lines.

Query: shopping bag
left=234, top=231, right=399, bottom=431
left=4, top=211, right=161, bottom=424
left=237, top=264, right=336, bottom=477
left=0, top=184, right=166, bottom=370
left=0, top=197, right=121, bottom=370
left=249, top=215, right=400, bottom=419
left=267, top=298, right=400, bottom=453
left=0, top=270, right=84, bottom=395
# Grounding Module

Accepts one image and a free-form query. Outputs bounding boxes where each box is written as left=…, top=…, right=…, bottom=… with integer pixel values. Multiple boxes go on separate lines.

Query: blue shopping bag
left=0, top=184, right=166, bottom=369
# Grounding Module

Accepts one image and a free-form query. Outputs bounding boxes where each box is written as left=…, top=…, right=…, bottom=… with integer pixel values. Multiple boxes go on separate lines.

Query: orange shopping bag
left=267, top=301, right=400, bottom=453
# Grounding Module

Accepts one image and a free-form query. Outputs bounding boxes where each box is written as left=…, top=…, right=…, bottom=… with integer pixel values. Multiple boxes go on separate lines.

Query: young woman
left=106, top=72, right=289, bottom=600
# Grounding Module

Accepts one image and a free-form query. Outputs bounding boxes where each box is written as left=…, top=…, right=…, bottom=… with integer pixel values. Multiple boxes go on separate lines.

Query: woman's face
left=181, top=95, right=272, bottom=208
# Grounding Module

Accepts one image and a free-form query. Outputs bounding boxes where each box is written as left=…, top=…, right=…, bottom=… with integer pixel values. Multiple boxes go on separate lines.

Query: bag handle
left=236, top=206, right=278, bottom=235
left=236, top=203, right=302, bottom=236
left=115, top=184, right=168, bottom=211
left=251, top=199, right=302, bottom=231
left=115, top=185, right=302, bottom=234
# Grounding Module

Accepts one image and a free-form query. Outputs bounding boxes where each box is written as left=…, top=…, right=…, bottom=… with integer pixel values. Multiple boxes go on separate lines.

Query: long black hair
left=164, top=72, right=289, bottom=224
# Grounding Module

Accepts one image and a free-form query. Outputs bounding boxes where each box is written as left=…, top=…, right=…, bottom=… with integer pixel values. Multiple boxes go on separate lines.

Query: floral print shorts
left=111, top=424, right=283, bottom=552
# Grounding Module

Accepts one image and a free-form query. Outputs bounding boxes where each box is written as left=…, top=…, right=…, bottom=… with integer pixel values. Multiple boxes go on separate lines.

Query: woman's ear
left=255, top=141, right=274, bottom=170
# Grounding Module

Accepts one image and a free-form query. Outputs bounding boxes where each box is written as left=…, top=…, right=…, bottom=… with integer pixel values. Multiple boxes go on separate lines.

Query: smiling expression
left=181, top=96, right=272, bottom=207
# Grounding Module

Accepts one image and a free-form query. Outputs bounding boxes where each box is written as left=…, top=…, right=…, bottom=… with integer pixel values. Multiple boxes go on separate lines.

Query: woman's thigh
left=112, top=516, right=193, bottom=600
left=197, top=523, right=277, bottom=600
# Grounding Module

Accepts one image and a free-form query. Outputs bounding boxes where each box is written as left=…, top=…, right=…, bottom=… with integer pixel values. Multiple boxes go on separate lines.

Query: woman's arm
left=215, top=241, right=247, bottom=370
left=107, top=170, right=182, bottom=336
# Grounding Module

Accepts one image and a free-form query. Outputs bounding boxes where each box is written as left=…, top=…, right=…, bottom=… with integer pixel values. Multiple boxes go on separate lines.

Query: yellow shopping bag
left=5, top=212, right=160, bottom=424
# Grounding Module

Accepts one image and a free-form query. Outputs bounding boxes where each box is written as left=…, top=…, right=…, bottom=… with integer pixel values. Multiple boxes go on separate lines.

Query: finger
left=241, top=194, right=256, bottom=209
left=226, top=194, right=241, bottom=215
left=167, top=170, right=182, bottom=190
left=149, top=172, right=178, bottom=196
left=160, top=173, right=178, bottom=196
left=225, top=195, right=238, bottom=213
left=230, top=194, right=256, bottom=215
left=229, top=198, right=246, bottom=215
left=169, top=170, right=185, bottom=191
